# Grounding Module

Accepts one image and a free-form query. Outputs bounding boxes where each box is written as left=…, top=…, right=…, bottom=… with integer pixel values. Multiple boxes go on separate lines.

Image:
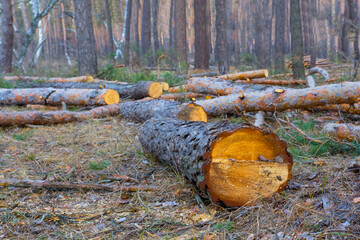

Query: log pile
left=139, top=118, right=293, bottom=207
left=4, top=75, right=94, bottom=83
left=218, top=69, right=269, bottom=81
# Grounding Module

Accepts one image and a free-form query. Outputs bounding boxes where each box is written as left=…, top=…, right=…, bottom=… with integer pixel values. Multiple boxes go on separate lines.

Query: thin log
left=311, top=103, right=360, bottom=114
left=139, top=118, right=293, bottom=207
left=25, top=104, right=60, bottom=111
left=159, top=93, right=205, bottom=101
left=306, top=75, right=316, bottom=88
left=0, top=178, right=157, bottom=192
left=235, top=78, right=307, bottom=86
left=0, top=88, right=120, bottom=106
left=4, top=75, right=94, bottom=83
left=254, top=111, right=266, bottom=127
left=322, top=123, right=360, bottom=141
left=308, top=67, right=330, bottom=80
left=218, top=69, right=269, bottom=81
left=18, top=81, right=163, bottom=99
left=195, top=82, right=360, bottom=116
left=119, top=99, right=208, bottom=123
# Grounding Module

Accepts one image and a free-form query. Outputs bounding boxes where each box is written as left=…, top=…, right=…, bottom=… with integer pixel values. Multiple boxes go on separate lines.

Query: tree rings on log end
left=148, top=82, right=163, bottom=98
left=103, top=89, right=120, bottom=105
left=263, top=69, right=269, bottom=78
left=160, top=82, right=170, bottom=91
left=178, top=103, right=208, bottom=122
left=200, top=127, right=292, bottom=207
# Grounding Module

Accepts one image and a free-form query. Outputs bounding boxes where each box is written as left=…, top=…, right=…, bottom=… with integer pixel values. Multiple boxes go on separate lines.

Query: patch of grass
left=89, top=160, right=110, bottom=170
left=97, top=64, right=132, bottom=81
left=12, top=130, right=34, bottom=141
left=213, top=221, right=235, bottom=232
left=0, top=78, right=13, bottom=88
left=161, top=72, right=183, bottom=86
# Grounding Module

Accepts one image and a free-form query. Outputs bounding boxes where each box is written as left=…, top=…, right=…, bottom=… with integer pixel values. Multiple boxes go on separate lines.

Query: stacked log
left=0, top=88, right=120, bottom=106
left=139, top=118, right=293, bottom=207
left=4, top=75, right=93, bottom=83
left=17, top=81, right=163, bottom=99
left=218, top=69, right=269, bottom=81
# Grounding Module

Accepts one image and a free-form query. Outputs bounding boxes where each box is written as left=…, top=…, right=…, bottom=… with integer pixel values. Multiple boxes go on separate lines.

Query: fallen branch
left=322, top=123, right=360, bottom=141
left=0, top=178, right=157, bottom=192
left=0, top=88, right=120, bottom=106
left=218, top=69, right=269, bottom=81
left=235, top=79, right=307, bottom=86
left=310, top=103, right=360, bottom=115
left=309, top=67, right=330, bottom=80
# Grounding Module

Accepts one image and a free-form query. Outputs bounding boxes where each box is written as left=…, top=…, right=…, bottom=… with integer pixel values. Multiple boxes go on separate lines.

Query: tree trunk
left=73, top=0, right=98, bottom=75
left=0, top=0, right=14, bottom=73
left=120, top=100, right=207, bottom=123
left=309, top=0, right=317, bottom=68
left=215, top=0, right=229, bottom=74
left=290, top=0, right=305, bottom=79
left=195, top=81, right=360, bottom=116
left=194, top=0, right=210, bottom=69
left=60, top=1, right=72, bottom=67
left=219, top=69, right=269, bottom=80
left=0, top=88, right=119, bottom=106
left=274, top=0, right=285, bottom=71
left=341, top=0, right=350, bottom=58
left=20, top=0, right=30, bottom=32
left=169, top=0, right=175, bottom=49
left=19, top=81, right=163, bottom=99
left=104, top=0, right=115, bottom=63
left=151, top=0, right=160, bottom=54
left=300, top=0, right=309, bottom=55
left=349, top=0, right=359, bottom=67
left=133, top=0, right=141, bottom=66
left=174, top=0, right=187, bottom=71
left=141, top=0, right=152, bottom=65
left=139, top=118, right=293, bottom=207
left=124, top=0, right=133, bottom=66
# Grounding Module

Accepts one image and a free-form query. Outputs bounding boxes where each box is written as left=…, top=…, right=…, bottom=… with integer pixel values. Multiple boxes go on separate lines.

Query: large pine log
left=0, top=88, right=120, bottom=106
left=235, top=78, right=307, bottom=86
left=120, top=99, right=208, bottom=122
left=195, top=82, right=360, bottom=116
left=139, top=118, right=293, bottom=207
left=16, top=81, right=163, bottom=99
left=218, top=69, right=269, bottom=81
left=311, top=103, right=360, bottom=115
left=322, top=123, right=360, bottom=141
left=4, top=75, right=94, bottom=83
left=169, top=77, right=277, bottom=95
left=1, top=100, right=208, bottom=126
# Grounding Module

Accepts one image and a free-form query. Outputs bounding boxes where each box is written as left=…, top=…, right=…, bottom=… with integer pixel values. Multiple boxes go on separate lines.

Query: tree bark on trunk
left=124, top=0, right=133, bottom=66
left=169, top=0, right=175, bottom=49
left=290, top=0, right=305, bottom=79
left=341, top=0, right=350, bottom=58
left=219, top=69, right=269, bottom=80
left=195, top=81, right=360, bottom=116
left=215, top=0, right=229, bottom=74
left=309, top=0, right=317, bottom=68
left=141, top=0, right=152, bottom=65
left=274, top=0, right=285, bottom=71
left=0, top=0, right=14, bottom=73
left=174, top=0, right=187, bottom=72
left=194, top=0, right=210, bottom=69
left=104, top=0, right=115, bottom=63
left=139, top=118, right=293, bottom=207
left=151, top=0, right=159, bottom=54
left=60, top=1, right=72, bottom=67
left=0, top=88, right=119, bottom=106
left=19, top=81, right=163, bottom=99
left=73, top=0, right=98, bottom=75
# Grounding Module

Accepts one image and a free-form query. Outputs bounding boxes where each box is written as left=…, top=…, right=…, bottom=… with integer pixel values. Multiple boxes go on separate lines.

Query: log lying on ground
left=25, top=104, right=61, bottom=111
left=17, top=81, right=163, bottom=99
left=159, top=92, right=205, bottom=101
left=169, top=77, right=278, bottom=96
left=0, top=104, right=122, bottom=126
left=310, top=103, right=360, bottom=115
left=235, top=78, right=307, bottom=86
left=308, top=67, right=330, bottom=80
left=4, top=75, right=93, bottom=83
left=139, top=118, right=293, bottom=207
left=120, top=99, right=208, bottom=122
left=195, top=82, right=360, bottom=116
left=160, top=82, right=170, bottom=91
left=322, top=123, right=360, bottom=141
left=0, top=88, right=120, bottom=106
left=218, top=69, right=269, bottom=81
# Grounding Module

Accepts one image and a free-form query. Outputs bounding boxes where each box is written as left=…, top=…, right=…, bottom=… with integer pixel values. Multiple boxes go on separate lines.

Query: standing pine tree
left=290, top=0, right=305, bottom=79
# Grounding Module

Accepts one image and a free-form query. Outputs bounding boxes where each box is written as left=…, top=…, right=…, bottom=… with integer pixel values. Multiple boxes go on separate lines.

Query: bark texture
left=0, top=0, right=14, bottom=73
left=323, top=123, right=360, bottom=141
left=0, top=88, right=119, bottom=106
left=174, top=0, right=187, bottom=70
left=290, top=0, right=305, bottom=79
left=4, top=75, right=93, bottom=83
left=235, top=79, right=307, bottom=86
left=194, top=0, right=210, bottom=69
left=73, top=0, right=98, bottom=75
left=195, top=81, right=360, bottom=116
left=124, top=0, right=133, bottom=66
left=219, top=69, right=269, bottom=81
left=215, top=0, right=229, bottom=74
left=141, top=0, right=152, bottom=65
left=20, top=81, right=163, bottom=99
left=139, top=118, right=293, bottom=206
left=119, top=100, right=207, bottom=123
left=274, top=0, right=285, bottom=71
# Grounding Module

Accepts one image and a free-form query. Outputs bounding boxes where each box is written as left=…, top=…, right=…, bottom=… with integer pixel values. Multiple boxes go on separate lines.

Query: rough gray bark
left=133, top=0, right=141, bottom=66
left=194, top=0, right=210, bottom=69
left=215, top=0, right=229, bottom=74
left=151, top=0, right=160, bottom=53
left=104, top=0, right=114, bottom=62
left=19, top=81, right=162, bottom=100
left=73, top=0, right=98, bottom=75
left=341, top=0, right=350, bottom=58
left=139, top=118, right=292, bottom=206
left=169, top=0, right=174, bottom=49
left=174, top=0, right=187, bottom=71
left=120, top=100, right=196, bottom=122
left=0, top=0, right=14, bottom=73
left=349, top=0, right=359, bottom=67
left=290, top=0, right=305, bottom=79
left=124, top=0, right=133, bottom=66
left=300, top=0, right=309, bottom=54
left=309, top=0, right=317, bottom=68
left=141, top=0, right=152, bottom=65
left=253, top=0, right=267, bottom=68
left=274, top=0, right=285, bottom=71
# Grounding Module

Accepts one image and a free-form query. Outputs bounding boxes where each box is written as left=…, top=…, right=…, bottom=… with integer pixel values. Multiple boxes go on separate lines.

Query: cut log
left=0, top=88, right=120, bottom=106
left=195, top=82, right=360, bottom=116
left=308, top=67, right=330, bottom=80
left=235, top=79, right=307, bottom=86
left=159, top=93, right=205, bottom=101
left=0, top=104, right=122, bottom=127
left=139, top=118, right=293, bottom=207
left=25, top=104, right=60, bottom=111
left=218, top=69, right=269, bottom=81
left=322, top=123, right=360, bottom=141
left=311, top=103, right=360, bottom=115
left=16, top=81, right=163, bottom=99
left=4, top=75, right=94, bottom=83
left=119, top=99, right=208, bottom=123
left=160, top=82, right=170, bottom=91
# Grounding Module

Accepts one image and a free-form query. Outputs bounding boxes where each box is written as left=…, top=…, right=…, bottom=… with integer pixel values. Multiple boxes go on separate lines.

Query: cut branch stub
left=139, top=119, right=292, bottom=207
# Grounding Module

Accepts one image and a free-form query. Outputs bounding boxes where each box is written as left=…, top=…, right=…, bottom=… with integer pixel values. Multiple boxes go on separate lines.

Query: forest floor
left=0, top=64, right=360, bottom=239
